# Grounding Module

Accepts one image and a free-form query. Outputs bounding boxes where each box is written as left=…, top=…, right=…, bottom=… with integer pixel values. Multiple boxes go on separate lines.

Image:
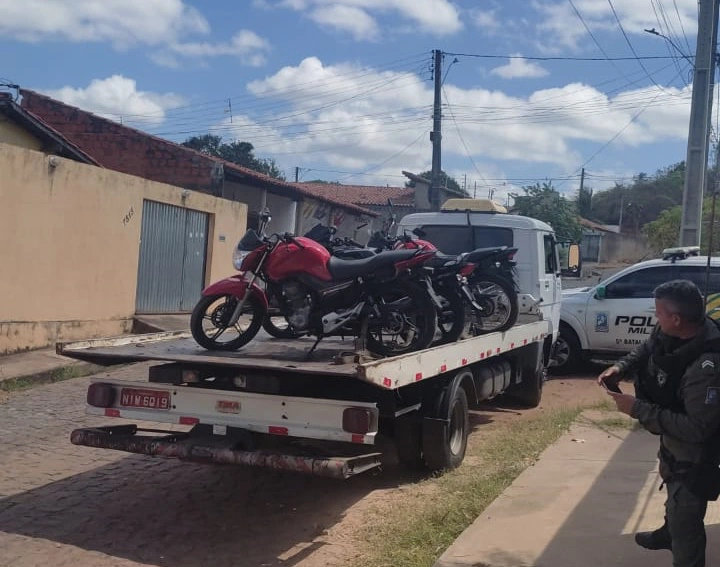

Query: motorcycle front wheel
left=467, top=273, right=518, bottom=333
left=190, top=293, right=264, bottom=351
left=366, top=282, right=438, bottom=357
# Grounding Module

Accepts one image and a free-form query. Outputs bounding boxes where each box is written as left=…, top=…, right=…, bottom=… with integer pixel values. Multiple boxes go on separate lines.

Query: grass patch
left=0, top=363, right=103, bottom=393
left=356, top=406, right=583, bottom=567
left=591, top=416, right=635, bottom=431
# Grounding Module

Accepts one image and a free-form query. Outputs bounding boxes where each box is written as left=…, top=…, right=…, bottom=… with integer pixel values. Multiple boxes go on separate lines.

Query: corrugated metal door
left=136, top=200, right=208, bottom=313
left=580, top=233, right=601, bottom=262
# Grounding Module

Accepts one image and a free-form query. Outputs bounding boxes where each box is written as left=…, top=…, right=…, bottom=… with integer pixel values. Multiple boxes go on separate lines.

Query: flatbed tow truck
left=58, top=318, right=550, bottom=479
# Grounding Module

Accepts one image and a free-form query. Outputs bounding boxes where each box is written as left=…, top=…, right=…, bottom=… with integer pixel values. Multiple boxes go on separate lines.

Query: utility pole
left=679, top=0, right=720, bottom=246
left=579, top=167, right=585, bottom=194
left=430, top=49, right=443, bottom=212
left=473, top=181, right=477, bottom=199
left=295, top=166, right=300, bottom=183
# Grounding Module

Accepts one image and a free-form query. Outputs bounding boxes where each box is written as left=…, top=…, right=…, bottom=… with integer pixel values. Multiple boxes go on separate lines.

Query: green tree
left=643, top=198, right=720, bottom=254
left=590, top=162, right=684, bottom=229
left=576, top=185, right=594, bottom=219
left=406, top=170, right=467, bottom=196
left=182, top=134, right=285, bottom=180
left=510, top=182, right=583, bottom=242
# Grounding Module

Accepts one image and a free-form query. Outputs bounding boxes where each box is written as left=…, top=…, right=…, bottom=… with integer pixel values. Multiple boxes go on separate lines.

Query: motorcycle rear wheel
left=435, top=284, right=468, bottom=344
left=262, top=315, right=301, bottom=339
left=467, top=273, right=518, bottom=333
left=190, top=293, right=264, bottom=351
left=365, top=282, right=438, bottom=356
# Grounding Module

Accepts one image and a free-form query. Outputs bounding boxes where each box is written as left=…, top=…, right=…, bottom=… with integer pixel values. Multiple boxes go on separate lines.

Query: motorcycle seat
left=333, top=248, right=376, bottom=260
left=328, top=249, right=418, bottom=280
left=463, top=246, right=514, bottom=263
left=425, top=253, right=460, bottom=269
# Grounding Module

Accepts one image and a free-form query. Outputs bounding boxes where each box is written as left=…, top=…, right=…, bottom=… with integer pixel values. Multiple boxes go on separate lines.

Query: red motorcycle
left=190, top=213, right=439, bottom=357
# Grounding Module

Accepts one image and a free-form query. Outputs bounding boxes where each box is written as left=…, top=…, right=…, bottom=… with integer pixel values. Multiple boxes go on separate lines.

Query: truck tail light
left=342, top=408, right=375, bottom=434
left=87, top=383, right=116, bottom=408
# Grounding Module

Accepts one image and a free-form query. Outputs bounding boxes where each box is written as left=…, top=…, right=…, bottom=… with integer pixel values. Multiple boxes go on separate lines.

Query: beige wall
left=0, top=118, right=43, bottom=150
left=0, top=143, right=247, bottom=354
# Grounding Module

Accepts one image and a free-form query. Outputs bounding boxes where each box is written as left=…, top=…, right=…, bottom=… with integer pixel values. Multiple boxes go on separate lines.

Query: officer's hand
left=597, top=364, right=621, bottom=387
left=607, top=391, right=636, bottom=416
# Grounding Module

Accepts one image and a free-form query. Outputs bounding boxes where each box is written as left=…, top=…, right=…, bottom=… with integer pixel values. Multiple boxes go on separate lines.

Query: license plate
left=119, top=388, right=171, bottom=410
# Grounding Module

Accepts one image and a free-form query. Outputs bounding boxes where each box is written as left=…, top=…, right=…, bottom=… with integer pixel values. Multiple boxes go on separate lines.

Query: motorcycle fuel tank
left=264, top=236, right=333, bottom=282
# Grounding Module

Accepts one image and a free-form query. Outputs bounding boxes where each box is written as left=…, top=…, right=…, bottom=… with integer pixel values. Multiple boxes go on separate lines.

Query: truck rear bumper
left=70, top=425, right=382, bottom=479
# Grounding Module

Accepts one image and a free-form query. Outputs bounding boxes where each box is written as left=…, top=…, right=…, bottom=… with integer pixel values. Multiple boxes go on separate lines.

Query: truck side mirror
left=595, top=285, right=606, bottom=300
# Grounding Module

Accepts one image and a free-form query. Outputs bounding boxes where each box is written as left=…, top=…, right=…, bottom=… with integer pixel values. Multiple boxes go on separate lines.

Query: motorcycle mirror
left=412, top=227, right=426, bottom=238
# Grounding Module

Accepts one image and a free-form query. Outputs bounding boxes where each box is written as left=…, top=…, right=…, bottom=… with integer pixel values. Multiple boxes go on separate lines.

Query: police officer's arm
left=631, top=356, right=720, bottom=443
left=615, top=336, right=652, bottom=376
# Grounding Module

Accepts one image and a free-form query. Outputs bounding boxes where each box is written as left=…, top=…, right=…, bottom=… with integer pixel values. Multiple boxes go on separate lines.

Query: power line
left=441, top=52, right=680, bottom=61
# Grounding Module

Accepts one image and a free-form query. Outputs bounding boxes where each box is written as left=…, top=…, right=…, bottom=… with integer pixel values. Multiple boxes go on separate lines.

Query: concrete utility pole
left=679, top=0, right=720, bottom=246
left=430, top=49, right=443, bottom=212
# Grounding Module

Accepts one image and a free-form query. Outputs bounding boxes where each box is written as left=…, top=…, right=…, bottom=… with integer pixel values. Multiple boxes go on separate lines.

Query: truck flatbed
left=57, top=320, right=550, bottom=389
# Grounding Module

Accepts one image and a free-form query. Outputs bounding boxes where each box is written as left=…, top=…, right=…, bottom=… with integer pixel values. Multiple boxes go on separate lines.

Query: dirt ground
left=0, top=366, right=609, bottom=567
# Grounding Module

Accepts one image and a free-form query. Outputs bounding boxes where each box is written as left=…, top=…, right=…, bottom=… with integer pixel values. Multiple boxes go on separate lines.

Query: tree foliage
left=510, top=182, right=583, bottom=242
left=182, top=134, right=285, bottom=180
left=576, top=184, right=593, bottom=219
left=406, top=170, right=468, bottom=196
left=643, top=198, right=720, bottom=254
left=590, top=162, right=685, bottom=230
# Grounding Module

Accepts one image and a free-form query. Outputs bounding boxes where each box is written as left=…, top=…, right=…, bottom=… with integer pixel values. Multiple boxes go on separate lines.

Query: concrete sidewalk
left=0, top=347, right=100, bottom=387
left=434, top=411, right=720, bottom=567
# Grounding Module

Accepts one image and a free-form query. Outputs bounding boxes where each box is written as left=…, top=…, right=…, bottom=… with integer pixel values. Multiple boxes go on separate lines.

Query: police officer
left=598, top=280, right=720, bottom=567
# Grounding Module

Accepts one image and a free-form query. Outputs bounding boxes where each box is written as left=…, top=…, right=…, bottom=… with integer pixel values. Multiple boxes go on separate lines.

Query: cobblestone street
left=0, top=364, right=389, bottom=567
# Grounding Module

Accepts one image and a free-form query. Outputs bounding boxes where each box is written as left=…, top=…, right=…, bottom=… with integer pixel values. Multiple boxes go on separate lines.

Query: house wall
left=0, top=143, right=247, bottom=354
left=297, top=200, right=375, bottom=243
left=0, top=117, right=43, bottom=150
left=598, top=232, right=653, bottom=264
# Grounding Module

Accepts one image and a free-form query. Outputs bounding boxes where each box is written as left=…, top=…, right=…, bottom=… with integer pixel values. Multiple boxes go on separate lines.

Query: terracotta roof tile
left=298, top=183, right=415, bottom=207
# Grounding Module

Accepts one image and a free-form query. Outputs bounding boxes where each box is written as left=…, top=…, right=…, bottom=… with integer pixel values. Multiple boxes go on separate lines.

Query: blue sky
left=0, top=0, right=707, bottom=204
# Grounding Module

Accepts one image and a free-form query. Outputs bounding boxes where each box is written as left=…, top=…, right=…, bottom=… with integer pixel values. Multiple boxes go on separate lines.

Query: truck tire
left=394, top=416, right=425, bottom=470
left=549, top=324, right=581, bottom=375
left=508, top=365, right=545, bottom=408
left=422, top=384, right=469, bottom=472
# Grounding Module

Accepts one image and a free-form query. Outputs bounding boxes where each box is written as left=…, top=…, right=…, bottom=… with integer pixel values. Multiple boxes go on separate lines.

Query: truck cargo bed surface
left=57, top=320, right=550, bottom=389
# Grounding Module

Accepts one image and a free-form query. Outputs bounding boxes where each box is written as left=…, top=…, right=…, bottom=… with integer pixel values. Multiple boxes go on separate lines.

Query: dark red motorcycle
left=190, top=215, right=439, bottom=357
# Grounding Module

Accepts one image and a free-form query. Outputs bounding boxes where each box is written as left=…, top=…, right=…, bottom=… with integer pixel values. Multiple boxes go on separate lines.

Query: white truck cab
left=553, top=246, right=720, bottom=373
left=397, top=199, right=565, bottom=361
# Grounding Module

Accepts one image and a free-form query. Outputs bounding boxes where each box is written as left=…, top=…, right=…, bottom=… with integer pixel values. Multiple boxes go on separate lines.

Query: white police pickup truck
left=552, top=246, right=720, bottom=373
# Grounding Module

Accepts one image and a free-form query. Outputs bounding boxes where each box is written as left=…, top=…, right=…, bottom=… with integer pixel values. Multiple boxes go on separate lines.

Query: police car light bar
left=661, top=246, right=701, bottom=261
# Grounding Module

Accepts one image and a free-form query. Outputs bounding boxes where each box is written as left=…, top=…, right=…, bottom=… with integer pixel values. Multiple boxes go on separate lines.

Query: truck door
left=585, top=265, right=675, bottom=351
left=540, top=233, right=561, bottom=336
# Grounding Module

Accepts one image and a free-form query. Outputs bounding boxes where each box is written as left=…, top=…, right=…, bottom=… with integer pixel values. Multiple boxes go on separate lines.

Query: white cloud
left=309, top=5, right=379, bottom=41
left=273, top=0, right=462, bottom=38
left=230, top=57, right=692, bottom=186
left=0, top=0, right=271, bottom=66
left=0, top=0, right=208, bottom=47
left=491, top=55, right=549, bottom=79
left=534, top=0, right=697, bottom=53
left=471, top=8, right=501, bottom=33
left=164, top=30, right=271, bottom=66
left=43, top=75, right=186, bottom=125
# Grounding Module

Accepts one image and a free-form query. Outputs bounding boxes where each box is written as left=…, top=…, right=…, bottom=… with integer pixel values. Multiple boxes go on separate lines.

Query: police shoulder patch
left=706, top=387, right=720, bottom=405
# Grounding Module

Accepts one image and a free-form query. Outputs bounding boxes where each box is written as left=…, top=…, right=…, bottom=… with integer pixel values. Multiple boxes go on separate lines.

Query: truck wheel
left=422, top=385, right=469, bottom=472
left=394, top=416, right=425, bottom=470
left=549, top=325, right=581, bottom=375
left=509, top=365, right=544, bottom=408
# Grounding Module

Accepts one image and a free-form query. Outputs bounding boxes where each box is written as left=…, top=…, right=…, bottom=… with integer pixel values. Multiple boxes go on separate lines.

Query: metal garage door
left=135, top=200, right=209, bottom=313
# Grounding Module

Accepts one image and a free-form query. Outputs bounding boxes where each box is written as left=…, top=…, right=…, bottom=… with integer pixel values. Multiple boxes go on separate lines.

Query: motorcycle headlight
left=233, top=248, right=250, bottom=270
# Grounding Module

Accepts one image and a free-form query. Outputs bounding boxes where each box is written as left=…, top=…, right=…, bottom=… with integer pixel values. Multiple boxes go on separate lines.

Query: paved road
left=0, top=363, right=396, bottom=567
